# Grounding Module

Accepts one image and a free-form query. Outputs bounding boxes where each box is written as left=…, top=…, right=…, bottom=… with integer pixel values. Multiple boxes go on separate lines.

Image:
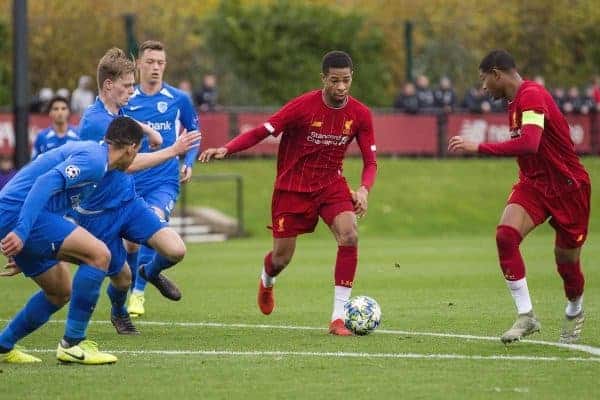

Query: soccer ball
left=343, top=295, right=382, bottom=335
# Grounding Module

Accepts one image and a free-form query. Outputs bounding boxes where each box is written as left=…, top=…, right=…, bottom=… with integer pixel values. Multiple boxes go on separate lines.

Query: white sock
left=261, top=267, right=275, bottom=288
left=506, top=278, right=533, bottom=314
left=131, top=289, right=144, bottom=296
left=565, top=295, right=583, bottom=317
left=331, top=286, right=352, bottom=321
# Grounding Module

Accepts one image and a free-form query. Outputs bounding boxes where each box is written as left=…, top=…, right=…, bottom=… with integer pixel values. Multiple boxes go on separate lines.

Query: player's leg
left=550, top=183, right=590, bottom=343
left=124, top=239, right=140, bottom=292
left=0, top=262, right=71, bottom=363
left=258, top=236, right=297, bottom=315
left=108, top=261, right=139, bottom=335
left=56, top=225, right=117, bottom=364
left=496, top=201, right=542, bottom=343
left=122, top=198, right=183, bottom=301
left=258, top=189, right=316, bottom=315
left=321, top=180, right=358, bottom=336
left=130, top=189, right=177, bottom=315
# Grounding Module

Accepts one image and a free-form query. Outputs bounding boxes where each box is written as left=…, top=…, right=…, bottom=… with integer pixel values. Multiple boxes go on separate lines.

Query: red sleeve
left=224, top=94, right=308, bottom=154
left=478, top=124, right=542, bottom=156
left=265, top=94, right=307, bottom=136
left=356, top=108, right=377, bottom=190
left=224, top=124, right=271, bottom=154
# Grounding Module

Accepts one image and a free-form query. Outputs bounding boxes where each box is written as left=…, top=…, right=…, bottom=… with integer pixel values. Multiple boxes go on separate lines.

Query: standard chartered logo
left=147, top=121, right=172, bottom=131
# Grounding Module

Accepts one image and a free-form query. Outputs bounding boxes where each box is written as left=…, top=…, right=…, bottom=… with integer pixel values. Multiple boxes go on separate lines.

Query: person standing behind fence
left=124, top=40, right=201, bottom=318
left=71, top=75, right=95, bottom=114
left=32, top=96, right=79, bottom=160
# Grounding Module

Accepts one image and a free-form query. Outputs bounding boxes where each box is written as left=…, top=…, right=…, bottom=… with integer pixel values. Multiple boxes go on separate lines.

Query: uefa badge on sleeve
left=65, top=165, right=80, bottom=180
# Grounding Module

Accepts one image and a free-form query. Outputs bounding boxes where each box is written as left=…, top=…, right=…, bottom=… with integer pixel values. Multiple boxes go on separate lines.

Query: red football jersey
left=508, top=81, right=589, bottom=195
left=264, top=90, right=377, bottom=192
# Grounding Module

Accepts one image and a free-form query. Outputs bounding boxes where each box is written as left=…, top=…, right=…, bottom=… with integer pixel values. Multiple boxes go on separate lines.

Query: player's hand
left=180, top=165, right=193, bottom=184
left=172, top=130, right=202, bottom=156
left=448, top=136, right=479, bottom=154
left=144, top=124, right=163, bottom=150
left=199, top=147, right=228, bottom=162
left=0, top=258, right=21, bottom=277
left=353, top=186, right=369, bottom=218
left=0, top=232, right=24, bottom=257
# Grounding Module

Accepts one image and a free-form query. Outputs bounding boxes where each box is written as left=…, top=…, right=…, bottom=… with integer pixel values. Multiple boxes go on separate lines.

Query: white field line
left=4, top=318, right=600, bottom=357
left=25, top=348, right=600, bottom=362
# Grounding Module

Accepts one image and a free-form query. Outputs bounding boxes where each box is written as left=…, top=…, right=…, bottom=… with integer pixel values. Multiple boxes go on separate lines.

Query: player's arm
left=127, top=130, right=202, bottom=173
left=477, top=110, right=543, bottom=156
left=137, top=121, right=163, bottom=149
left=3, top=154, right=104, bottom=256
left=199, top=95, right=303, bottom=162
left=179, top=96, right=201, bottom=183
left=354, top=109, right=378, bottom=217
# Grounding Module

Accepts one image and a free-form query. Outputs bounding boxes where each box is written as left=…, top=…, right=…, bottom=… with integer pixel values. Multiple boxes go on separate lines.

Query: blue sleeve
left=79, top=114, right=106, bottom=143
left=31, top=134, right=43, bottom=159
left=13, top=170, right=65, bottom=243
left=13, top=152, right=106, bottom=242
left=180, top=95, right=201, bottom=167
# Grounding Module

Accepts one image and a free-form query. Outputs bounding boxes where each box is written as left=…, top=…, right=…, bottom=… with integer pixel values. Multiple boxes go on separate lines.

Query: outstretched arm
left=127, top=131, right=202, bottom=172
left=199, top=124, right=271, bottom=162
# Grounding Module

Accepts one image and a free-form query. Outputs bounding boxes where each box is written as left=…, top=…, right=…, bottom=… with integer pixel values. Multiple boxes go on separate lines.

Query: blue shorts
left=69, top=197, right=167, bottom=276
left=0, top=209, right=77, bottom=278
left=138, top=183, right=179, bottom=221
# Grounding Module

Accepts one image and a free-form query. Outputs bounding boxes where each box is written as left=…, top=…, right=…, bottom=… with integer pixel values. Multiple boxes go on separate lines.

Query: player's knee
left=165, top=239, right=186, bottom=264
left=338, top=229, right=358, bottom=247
left=496, top=225, right=522, bottom=252
left=90, top=242, right=111, bottom=271
left=46, top=285, right=71, bottom=307
left=554, top=247, right=579, bottom=264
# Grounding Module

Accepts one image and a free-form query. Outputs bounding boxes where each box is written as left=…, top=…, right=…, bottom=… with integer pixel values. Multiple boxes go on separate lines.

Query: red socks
left=334, top=246, right=357, bottom=288
left=496, top=225, right=526, bottom=281
left=557, top=260, right=585, bottom=300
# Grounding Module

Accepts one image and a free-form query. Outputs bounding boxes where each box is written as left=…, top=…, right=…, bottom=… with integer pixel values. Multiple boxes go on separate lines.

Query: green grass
left=1, top=158, right=600, bottom=399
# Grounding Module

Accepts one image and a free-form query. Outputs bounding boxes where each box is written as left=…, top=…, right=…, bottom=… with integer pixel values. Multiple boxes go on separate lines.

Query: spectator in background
left=0, top=152, right=16, bottom=190
left=561, top=86, right=583, bottom=114
left=71, top=75, right=95, bottom=114
left=178, top=79, right=193, bottom=100
left=581, top=86, right=600, bottom=114
left=30, top=87, right=54, bottom=113
left=31, top=96, right=79, bottom=159
left=194, top=74, right=219, bottom=112
left=462, top=87, right=492, bottom=113
left=592, top=76, right=600, bottom=104
left=393, top=82, right=419, bottom=114
left=415, top=74, right=435, bottom=109
left=56, top=87, right=70, bottom=100
left=433, top=76, right=456, bottom=112
left=552, top=87, right=566, bottom=110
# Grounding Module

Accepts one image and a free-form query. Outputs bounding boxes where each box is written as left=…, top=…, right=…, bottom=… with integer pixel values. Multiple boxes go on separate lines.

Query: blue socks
left=63, top=264, right=105, bottom=344
left=107, top=283, right=128, bottom=317
left=127, top=250, right=139, bottom=291
left=144, top=252, right=175, bottom=280
left=0, top=290, right=61, bottom=351
left=133, top=245, right=153, bottom=292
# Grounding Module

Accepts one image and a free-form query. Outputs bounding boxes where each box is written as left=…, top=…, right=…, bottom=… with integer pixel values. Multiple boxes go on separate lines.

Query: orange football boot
left=257, top=280, right=275, bottom=315
left=328, top=319, right=353, bottom=336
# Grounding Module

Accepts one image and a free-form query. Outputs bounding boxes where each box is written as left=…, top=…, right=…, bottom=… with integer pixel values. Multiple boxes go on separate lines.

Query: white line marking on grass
left=4, top=319, right=600, bottom=357
left=25, top=348, right=600, bottom=362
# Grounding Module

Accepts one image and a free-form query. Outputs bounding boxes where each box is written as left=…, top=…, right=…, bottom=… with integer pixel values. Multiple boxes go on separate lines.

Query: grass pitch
left=1, top=158, right=599, bottom=399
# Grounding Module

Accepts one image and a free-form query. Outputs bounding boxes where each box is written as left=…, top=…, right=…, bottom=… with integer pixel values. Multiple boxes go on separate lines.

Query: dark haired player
left=200, top=50, right=377, bottom=335
left=32, top=96, right=79, bottom=159
left=449, top=50, right=590, bottom=344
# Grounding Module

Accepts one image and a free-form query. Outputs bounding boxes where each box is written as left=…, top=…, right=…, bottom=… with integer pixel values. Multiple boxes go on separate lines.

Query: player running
left=200, top=51, right=377, bottom=336
left=31, top=95, right=79, bottom=159
left=448, top=50, right=590, bottom=344
left=124, top=40, right=201, bottom=318
left=0, top=117, right=142, bottom=364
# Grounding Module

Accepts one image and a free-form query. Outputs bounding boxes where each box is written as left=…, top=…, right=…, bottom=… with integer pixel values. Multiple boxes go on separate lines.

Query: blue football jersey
left=125, top=84, right=200, bottom=193
left=32, top=125, right=80, bottom=159
left=0, top=141, right=108, bottom=240
left=77, top=97, right=136, bottom=211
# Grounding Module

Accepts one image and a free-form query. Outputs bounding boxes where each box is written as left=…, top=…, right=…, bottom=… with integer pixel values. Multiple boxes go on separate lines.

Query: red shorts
left=270, top=178, right=354, bottom=238
left=508, top=181, right=591, bottom=248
